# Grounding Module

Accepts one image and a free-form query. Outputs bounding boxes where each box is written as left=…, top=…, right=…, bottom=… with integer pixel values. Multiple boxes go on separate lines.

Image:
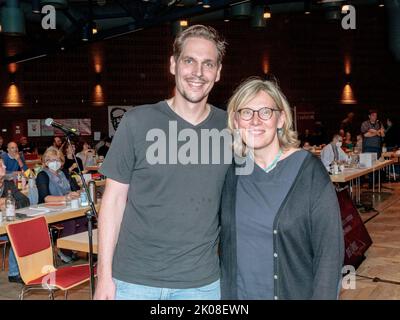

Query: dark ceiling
left=0, top=0, right=396, bottom=65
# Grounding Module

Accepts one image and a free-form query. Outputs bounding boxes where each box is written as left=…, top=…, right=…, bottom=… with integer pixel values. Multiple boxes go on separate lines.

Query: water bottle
left=5, top=190, right=16, bottom=221
left=80, top=190, right=89, bottom=207
left=28, top=174, right=39, bottom=205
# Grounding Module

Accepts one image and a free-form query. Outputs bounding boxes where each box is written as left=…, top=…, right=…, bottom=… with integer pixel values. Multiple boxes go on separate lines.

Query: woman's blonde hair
left=227, top=77, right=299, bottom=157
left=42, top=146, right=65, bottom=167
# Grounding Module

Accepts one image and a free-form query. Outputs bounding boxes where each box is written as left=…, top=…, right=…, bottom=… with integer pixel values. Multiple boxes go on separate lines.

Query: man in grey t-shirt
left=94, top=25, right=229, bottom=300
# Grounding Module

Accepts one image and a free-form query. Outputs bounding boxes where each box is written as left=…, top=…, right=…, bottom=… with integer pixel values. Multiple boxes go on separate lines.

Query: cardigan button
left=274, top=275, right=278, bottom=280
left=273, top=253, right=278, bottom=258
left=274, top=296, right=278, bottom=300
left=273, top=230, right=278, bottom=234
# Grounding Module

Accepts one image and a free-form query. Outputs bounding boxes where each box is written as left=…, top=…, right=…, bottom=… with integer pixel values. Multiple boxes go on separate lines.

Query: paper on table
left=16, top=207, right=51, bottom=217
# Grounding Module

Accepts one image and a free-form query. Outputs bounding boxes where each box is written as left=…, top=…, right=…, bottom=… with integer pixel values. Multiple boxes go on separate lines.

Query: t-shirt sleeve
left=99, top=112, right=136, bottom=184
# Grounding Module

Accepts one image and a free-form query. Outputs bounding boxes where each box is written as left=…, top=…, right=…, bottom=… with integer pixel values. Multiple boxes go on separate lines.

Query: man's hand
left=94, top=277, right=116, bottom=300
left=13, top=152, right=21, bottom=161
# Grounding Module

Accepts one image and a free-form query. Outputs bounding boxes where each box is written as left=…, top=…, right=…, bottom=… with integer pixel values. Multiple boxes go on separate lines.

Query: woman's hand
left=68, top=191, right=80, bottom=200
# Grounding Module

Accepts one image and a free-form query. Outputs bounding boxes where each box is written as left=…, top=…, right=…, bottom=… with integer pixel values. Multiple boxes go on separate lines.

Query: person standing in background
left=361, top=109, right=384, bottom=158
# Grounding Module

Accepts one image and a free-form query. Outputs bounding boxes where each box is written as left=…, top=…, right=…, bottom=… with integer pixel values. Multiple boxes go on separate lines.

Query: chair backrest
left=6, top=216, right=54, bottom=284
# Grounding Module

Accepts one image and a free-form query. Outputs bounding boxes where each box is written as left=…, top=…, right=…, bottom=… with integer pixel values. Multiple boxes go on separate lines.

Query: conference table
left=57, top=229, right=98, bottom=254
left=0, top=203, right=100, bottom=236
left=330, top=159, right=395, bottom=203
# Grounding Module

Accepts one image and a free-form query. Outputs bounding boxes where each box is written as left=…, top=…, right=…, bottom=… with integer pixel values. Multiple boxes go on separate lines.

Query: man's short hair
left=369, top=109, right=378, bottom=115
left=173, top=24, right=227, bottom=65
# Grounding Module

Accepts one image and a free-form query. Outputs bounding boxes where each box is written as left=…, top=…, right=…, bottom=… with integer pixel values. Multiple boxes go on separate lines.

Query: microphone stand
left=64, top=133, right=97, bottom=299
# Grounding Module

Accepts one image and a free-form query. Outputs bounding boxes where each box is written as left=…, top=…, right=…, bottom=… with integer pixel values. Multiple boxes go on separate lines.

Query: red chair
left=6, top=216, right=95, bottom=300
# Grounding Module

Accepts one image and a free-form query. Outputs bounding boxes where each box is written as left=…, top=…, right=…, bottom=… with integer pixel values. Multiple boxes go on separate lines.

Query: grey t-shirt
left=236, top=149, right=307, bottom=299
left=99, top=101, right=230, bottom=288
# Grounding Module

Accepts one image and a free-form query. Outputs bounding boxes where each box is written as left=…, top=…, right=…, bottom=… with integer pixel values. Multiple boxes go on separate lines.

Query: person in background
left=36, top=147, right=83, bottom=263
left=343, top=132, right=354, bottom=151
left=62, top=142, right=84, bottom=175
left=340, top=112, right=355, bottom=137
left=1, top=142, right=28, bottom=175
left=18, top=136, right=36, bottom=155
left=0, top=157, right=30, bottom=283
left=355, top=134, right=363, bottom=152
left=361, top=109, right=384, bottom=158
left=313, top=121, right=328, bottom=146
left=320, top=134, right=349, bottom=169
left=52, top=136, right=63, bottom=150
left=97, top=137, right=112, bottom=158
left=220, top=78, right=344, bottom=299
left=76, top=141, right=97, bottom=168
left=299, top=129, right=314, bottom=146
left=339, top=129, right=345, bottom=141
left=302, top=141, right=312, bottom=151
left=361, top=109, right=385, bottom=189
left=0, top=136, right=5, bottom=154
left=95, top=134, right=107, bottom=153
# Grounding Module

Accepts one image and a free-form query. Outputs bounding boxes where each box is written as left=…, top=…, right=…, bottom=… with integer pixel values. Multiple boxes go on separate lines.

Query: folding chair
left=6, top=216, right=95, bottom=300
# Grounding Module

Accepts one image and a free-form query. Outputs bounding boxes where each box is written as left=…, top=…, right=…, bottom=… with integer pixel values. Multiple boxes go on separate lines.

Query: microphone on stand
left=45, top=118, right=80, bottom=136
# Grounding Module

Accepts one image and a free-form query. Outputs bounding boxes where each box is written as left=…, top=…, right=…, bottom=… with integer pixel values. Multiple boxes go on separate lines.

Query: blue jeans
left=114, top=278, right=221, bottom=300
left=0, top=235, right=20, bottom=277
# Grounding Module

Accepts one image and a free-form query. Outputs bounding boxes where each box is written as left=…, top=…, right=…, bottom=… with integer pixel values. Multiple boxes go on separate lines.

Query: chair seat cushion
left=27, top=264, right=96, bottom=290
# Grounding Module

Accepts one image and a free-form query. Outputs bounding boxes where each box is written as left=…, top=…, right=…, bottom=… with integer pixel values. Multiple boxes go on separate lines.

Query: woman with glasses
left=219, top=77, right=344, bottom=300
left=36, top=147, right=82, bottom=263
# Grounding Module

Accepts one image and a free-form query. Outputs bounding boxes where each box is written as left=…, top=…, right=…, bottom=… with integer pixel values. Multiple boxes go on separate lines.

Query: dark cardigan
left=219, top=152, right=345, bottom=300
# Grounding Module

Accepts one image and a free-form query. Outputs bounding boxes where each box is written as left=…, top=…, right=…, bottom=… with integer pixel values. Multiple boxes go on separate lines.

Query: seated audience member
left=343, top=132, right=354, bottom=151
left=97, top=137, right=112, bottom=158
left=52, top=136, right=63, bottom=149
left=62, top=142, right=84, bottom=175
left=1, top=142, right=28, bottom=175
left=18, top=136, right=36, bottom=155
left=339, top=129, right=345, bottom=141
left=302, top=141, right=312, bottom=151
left=36, top=147, right=85, bottom=263
left=320, top=134, right=349, bottom=169
left=355, top=134, right=363, bottom=152
left=76, top=141, right=97, bottom=168
left=0, top=136, right=5, bottom=154
left=0, top=157, right=30, bottom=283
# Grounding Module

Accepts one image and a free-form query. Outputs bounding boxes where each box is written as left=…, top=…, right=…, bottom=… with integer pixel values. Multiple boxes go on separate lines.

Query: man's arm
left=94, top=178, right=129, bottom=300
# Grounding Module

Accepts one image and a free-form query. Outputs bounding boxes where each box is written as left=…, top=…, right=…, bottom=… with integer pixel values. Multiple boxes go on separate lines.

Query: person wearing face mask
left=320, top=134, right=349, bottom=170
left=36, top=147, right=82, bottom=263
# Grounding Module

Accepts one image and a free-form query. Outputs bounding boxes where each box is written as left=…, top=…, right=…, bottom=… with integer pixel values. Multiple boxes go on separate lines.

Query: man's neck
left=166, top=96, right=210, bottom=126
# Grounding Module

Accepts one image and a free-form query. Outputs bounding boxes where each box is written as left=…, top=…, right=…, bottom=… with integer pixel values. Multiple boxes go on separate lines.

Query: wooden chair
left=6, top=216, right=94, bottom=300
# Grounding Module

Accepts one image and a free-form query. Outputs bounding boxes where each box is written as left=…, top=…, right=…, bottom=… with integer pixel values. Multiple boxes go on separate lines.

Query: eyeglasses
left=237, top=107, right=280, bottom=121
